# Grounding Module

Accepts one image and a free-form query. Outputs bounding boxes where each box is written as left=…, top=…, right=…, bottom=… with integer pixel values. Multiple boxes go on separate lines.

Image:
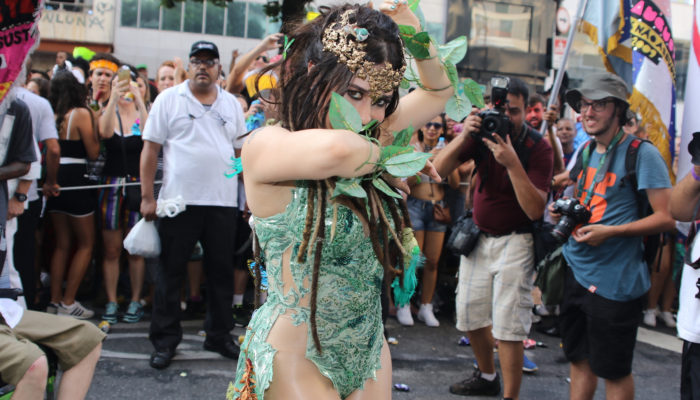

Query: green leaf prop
left=384, top=152, right=432, bottom=177
left=445, top=63, right=460, bottom=89
left=437, top=36, right=468, bottom=65
left=381, top=145, right=413, bottom=162
left=408, top=0, right=420, bottom=12
left=372, top=178, right=403, bottom=199
left=463, top=79, right=485, bottom=109
left=446, top=92, right=472, bottom=122
left=392, top=125, right=413, bottom=147
left=403, top=32, right=431, bottom=60
left=329, top=92, right=362, bottom=132
left=400, top=78, right=411, bottom=90
left=398, top=24, right=416, bottom=37
left=333, top=178, right=367, bottom=198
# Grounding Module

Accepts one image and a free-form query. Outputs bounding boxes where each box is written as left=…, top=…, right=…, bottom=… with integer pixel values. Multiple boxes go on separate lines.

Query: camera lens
left=483, top=117, right=498, bottom=134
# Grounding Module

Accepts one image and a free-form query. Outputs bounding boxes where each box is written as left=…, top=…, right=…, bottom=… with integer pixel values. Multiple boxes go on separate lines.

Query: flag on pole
left=0, top=0, right=42, bottom=114
left=678, top=0, right=700, bottom=180
left=580, top=0, right=677, bottom=181
left=629, top=0, right=677, bottom=181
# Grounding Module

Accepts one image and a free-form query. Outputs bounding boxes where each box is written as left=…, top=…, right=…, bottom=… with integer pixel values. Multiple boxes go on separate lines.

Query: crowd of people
left=1, top=1, right=699, bottom=400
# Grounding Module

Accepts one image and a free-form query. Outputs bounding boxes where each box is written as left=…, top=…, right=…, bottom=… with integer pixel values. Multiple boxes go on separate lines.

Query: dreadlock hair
left=251, top=4, right=413, bottom=354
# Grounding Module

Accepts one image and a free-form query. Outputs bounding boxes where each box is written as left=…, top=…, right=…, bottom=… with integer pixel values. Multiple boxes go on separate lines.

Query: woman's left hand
left=378, top=0, right=420, bottom=31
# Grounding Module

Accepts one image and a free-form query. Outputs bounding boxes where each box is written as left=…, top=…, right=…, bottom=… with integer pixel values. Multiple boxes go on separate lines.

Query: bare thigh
left=264, top=316, right=340, bottom=400
left=346, top=340, right=392, bottom=400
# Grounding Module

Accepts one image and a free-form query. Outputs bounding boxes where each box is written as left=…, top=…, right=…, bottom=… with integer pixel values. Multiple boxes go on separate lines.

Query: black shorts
left=682, top=340, right=700, bottom=400
left=559, top=266, right=644, bottom=380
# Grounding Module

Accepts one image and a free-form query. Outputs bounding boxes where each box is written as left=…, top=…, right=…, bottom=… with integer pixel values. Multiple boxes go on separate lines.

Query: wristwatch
left=13, top=192, right=27, bottom=202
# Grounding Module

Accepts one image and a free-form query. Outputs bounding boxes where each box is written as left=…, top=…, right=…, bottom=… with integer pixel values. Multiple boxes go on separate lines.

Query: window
left=226, top=2, right=246, bottom=37
left=205, top=1, right=225, bottom=35
left=140, top=0, right=160, bottom=29
left=469, top=1, right=533, bottom=52
left=162, top=3, right=182, bottom=31
left=119, top=0, right=271, bottom=39
left=121, top=0, right=138, bottom=27
left=184, top=0, right=204, bottom=33
left=246, top=2, right=265, bottom=39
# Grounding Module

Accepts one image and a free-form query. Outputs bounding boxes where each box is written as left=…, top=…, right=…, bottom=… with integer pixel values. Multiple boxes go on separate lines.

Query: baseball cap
left=565, top=72, right=630, bottom=113
left=189, top=41, right=219, bottom=59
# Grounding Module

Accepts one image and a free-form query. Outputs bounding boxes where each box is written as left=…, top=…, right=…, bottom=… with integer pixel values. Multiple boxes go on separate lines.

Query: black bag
left=532, top=220, right=560, bottom=269
left=446, top=211, right=481, bottom=257
left=534, top=245, right=566, bottom=306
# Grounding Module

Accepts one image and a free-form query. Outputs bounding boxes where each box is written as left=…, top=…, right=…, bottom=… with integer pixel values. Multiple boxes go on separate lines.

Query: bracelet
left=692, top=168, right=700, bottom=182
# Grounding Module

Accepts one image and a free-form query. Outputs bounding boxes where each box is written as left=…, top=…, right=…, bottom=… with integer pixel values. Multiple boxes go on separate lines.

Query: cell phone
left=118, top=66, right=130, bottom=83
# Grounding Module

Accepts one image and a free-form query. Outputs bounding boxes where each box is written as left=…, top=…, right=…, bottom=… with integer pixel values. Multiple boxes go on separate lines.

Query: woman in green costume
left=231, top=2, right=452, bottom=399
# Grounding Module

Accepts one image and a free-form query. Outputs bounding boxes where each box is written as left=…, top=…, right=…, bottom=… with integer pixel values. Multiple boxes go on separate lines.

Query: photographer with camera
left=434, top=77, right=553, bottom=399
left=670, top=131, right=700, bottom=400
left=552, top=72, right=674, bottom=400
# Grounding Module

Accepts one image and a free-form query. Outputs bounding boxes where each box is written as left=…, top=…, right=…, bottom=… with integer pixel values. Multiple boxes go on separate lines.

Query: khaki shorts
left=455, top=232, right=534, bottom=341
left=0, top=310, right=105, bottom=385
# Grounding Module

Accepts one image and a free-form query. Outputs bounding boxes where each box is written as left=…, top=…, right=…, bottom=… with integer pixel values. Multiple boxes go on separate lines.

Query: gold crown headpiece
left=321, top=9, right=406, bottom=100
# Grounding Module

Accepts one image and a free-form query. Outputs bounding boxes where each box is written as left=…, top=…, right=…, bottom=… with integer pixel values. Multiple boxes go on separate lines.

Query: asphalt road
left=80, top=310, right=682, bottom=400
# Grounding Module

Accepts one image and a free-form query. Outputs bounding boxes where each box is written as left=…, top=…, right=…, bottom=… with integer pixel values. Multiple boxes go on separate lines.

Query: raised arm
left=98, top=78, right=128, bottom=139
left=380, top=2, right=453, bottom=133
left=242, top=126, right=380, bottom=184
left=225, top=34, right=282, bottom=94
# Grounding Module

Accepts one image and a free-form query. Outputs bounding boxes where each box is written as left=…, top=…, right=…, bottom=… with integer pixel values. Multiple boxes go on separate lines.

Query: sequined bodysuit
left=231, top=184, right=385, bottom=399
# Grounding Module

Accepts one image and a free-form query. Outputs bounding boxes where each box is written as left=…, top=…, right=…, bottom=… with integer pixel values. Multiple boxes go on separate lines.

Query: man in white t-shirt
left=671, top=133, right=700, bottom=400
left=9, top=87, right=60, bottom=310
left=141, top=41, right=246, bottom=369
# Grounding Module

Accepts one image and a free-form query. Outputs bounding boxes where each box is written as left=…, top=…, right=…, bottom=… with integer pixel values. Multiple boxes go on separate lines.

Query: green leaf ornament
left=329, top=92, right=362, bottom=132
left=438, top=36, right=468, bottom=65
left=405, top=31, right=432, bottom=60
left=392, top=125, right=413, bottom=147
left=384, top=152, right=432, bottom=177
left=463, top=78, right=486, bottom=109
left=445, top=92, right=472, bottom=122
left=381, top=145, right=414, bottom=162
left=333, top=178, right=368, bottom=199
left=372, top=178, right=403, bottom=199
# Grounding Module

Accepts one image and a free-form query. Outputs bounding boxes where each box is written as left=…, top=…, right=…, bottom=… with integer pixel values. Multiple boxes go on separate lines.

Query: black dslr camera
left=475, top=76, right=513, bottom=142
left=551, top=198, right=592, bottom=243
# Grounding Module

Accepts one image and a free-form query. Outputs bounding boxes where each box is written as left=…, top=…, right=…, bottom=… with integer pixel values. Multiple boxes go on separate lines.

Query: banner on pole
left=0, top=0, right=42, bottom=114
left=678, top=0, right=700, bottom=180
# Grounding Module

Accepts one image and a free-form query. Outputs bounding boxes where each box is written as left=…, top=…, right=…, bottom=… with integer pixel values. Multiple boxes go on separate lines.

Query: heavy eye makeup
left=345, top=85, right=391, bottom=108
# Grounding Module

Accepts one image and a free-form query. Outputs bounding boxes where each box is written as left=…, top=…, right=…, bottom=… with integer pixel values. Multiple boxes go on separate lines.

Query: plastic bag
left=123, top=219, right=160, bottom=257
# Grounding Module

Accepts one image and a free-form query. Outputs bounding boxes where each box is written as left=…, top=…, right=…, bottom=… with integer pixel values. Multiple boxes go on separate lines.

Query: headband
left=321, top=9, right=405, bottom=100
left=89, top=59, right=118, bottom=73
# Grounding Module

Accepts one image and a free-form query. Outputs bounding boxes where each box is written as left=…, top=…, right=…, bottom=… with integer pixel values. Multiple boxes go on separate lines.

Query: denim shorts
left=406, top=196, right=448, bottom=232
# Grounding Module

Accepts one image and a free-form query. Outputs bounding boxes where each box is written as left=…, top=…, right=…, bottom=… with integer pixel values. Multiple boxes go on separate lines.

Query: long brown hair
left=253, top=4, right=412, bottom=354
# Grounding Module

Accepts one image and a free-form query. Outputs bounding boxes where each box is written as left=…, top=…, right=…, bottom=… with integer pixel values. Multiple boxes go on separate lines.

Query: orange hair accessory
left=89, top=59, right=118, bottom=73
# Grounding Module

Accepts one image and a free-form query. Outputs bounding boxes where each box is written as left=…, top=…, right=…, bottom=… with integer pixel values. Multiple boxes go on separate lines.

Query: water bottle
left=436, top=137, right=446, bottom=149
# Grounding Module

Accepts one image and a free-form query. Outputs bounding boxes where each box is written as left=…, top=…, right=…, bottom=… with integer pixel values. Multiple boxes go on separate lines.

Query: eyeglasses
left=425, top=122, right=443, bottom=129
left=579, top=99, right=612, bottom=112
left=189, top=58, right=219, bottom=67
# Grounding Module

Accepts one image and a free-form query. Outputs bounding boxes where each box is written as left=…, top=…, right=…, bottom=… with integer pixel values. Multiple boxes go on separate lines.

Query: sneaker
left=123, top=301, right=144, bottom=323
left=523, top=354, right=538, bottom=373
left=58, top=301, right=94, bottom=319
left=643, top=308, right=658, bottom=327
left=417, top=303, right=440, bottom=327
left=102, top=302, right=118, bottom=324
left=396, top=305, right=414, bottom=326
left=46, top=302, right=59, bottom=314
left=449, top=370, right=501, bottom=396
left=232, top=304, right=253, bottom=327
left=659, top=311, right=676, bottom=328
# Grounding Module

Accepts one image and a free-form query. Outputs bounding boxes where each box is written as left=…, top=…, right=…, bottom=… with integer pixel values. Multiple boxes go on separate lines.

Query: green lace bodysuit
left=231, top=184, right=385, bottom=399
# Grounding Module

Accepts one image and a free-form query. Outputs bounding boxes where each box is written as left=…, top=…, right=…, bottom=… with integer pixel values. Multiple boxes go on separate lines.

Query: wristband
left=692, top=168, right=700, bottom=182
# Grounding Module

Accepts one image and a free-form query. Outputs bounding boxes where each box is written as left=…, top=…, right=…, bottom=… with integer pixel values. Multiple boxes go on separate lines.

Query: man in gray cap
left=551, top=71, right=674, bottom=399
left=141, top=40, right=246, bottom=369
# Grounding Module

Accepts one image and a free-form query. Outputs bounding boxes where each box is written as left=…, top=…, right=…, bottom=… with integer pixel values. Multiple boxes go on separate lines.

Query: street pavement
left=81, top=308, right=682, bottom=399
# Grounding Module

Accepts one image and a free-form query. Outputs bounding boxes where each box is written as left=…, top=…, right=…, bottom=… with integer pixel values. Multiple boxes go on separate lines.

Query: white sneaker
left=659, top=311, right=676, bottom=328
left=417, top=303, right=440, bottom=327
left=58, top=301, right=95, bottom=319
left=396, top=305, right=414, bottom=326
left=642, top=308, right=658, bottom=327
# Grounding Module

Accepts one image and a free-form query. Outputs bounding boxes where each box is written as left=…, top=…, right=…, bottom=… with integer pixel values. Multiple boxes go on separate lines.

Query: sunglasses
left=425, top=122, right=443, bottom=129
left=190, top=58, right=219, bottom=67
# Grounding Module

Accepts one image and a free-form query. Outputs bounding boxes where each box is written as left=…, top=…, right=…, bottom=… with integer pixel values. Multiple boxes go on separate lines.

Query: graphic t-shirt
left=563, top=135, right=671, bottom=301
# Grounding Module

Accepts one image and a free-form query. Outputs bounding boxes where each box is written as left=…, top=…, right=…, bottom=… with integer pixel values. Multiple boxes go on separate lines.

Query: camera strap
left=577, top=130, right=625, bottom=206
